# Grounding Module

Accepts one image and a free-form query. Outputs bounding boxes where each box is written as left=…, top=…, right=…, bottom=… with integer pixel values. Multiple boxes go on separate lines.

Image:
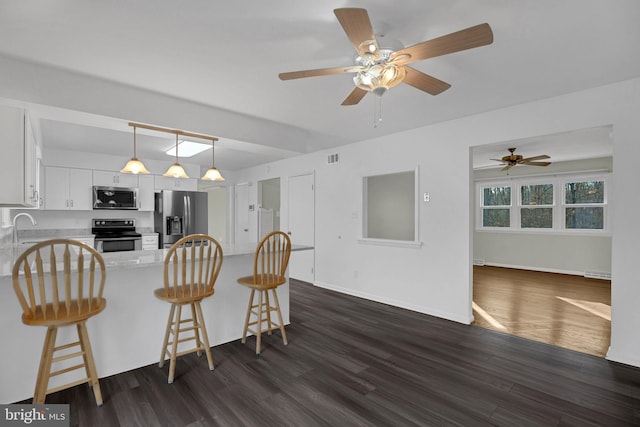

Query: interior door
left=288, top=173, right=315, bottom=282
left=235, top=182, right=250, bottom=245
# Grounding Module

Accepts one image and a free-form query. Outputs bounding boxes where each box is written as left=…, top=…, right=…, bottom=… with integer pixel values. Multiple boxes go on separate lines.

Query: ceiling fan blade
left=522, top=161, right=551, bottom=167
left=390, top=23, right=493, bottom=65
left=341, top=87, right=368, bottom=106
left=334, top=8, right=378, bottom=56
left=501, top=164, right=513, bottom=172
left=279, top=65, right=363, bottom=81
left=520, top=154, right=551, bottom=162
left=402, top=67, right=451, bottom=95
left=490, top=158, right=506, bottom=163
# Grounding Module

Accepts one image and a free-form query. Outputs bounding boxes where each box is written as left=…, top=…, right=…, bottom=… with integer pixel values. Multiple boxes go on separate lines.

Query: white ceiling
left=0, top=1, right=636, bottom=170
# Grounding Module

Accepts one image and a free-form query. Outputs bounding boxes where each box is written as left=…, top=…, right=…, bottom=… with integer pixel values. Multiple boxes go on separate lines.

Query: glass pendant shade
left=164, top=134, right=189, bottom=178
left=164, top=162, right=189, bottom=178
left=201, top=166, right=224, bottom=181
left=120, top=157, right=150, bottom=174
left=121, top=126, right=150, bottom=174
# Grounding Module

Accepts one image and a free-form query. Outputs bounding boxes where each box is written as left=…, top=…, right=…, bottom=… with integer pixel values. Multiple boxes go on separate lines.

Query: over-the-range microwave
left=93, top=186, right=138, bottom=210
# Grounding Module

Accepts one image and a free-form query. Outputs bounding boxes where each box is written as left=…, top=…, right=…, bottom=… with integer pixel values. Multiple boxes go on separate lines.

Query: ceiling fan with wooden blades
left=491, top=148, right=552, bottom=172
left=278, top=8, right=494, bottom=106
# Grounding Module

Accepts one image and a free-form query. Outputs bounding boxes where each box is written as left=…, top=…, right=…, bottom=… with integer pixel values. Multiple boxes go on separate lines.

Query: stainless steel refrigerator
left=154, top=190, right=208, bottom=248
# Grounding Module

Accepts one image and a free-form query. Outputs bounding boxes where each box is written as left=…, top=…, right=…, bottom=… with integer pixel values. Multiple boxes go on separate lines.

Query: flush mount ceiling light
left=165, top=140, right=211, bottom=158
left=201, top=141, right=225, bottom=181
left=120, top=125, right=151, bottom=174
left=164, top=133, right=189, bottom=178
left=127, top=122, right=221, bottom=180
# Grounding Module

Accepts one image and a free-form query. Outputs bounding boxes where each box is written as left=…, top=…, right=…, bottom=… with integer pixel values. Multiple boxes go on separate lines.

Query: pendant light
left=120, top=126, right=150, bottom=174
left=164, top=133, right=189, bottom=178
left=201, top=140, right=225, bottom=181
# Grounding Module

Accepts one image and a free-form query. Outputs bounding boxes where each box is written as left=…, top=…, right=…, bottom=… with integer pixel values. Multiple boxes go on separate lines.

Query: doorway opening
left=470, top=126, right=613, bottom=357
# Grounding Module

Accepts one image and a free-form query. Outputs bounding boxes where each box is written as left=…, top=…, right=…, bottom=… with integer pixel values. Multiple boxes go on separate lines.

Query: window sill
left=357, top=238, right=423, bottom=249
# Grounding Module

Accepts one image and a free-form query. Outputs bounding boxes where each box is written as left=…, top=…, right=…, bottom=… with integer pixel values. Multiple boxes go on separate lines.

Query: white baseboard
left=312, top=281, right=474, bottom=325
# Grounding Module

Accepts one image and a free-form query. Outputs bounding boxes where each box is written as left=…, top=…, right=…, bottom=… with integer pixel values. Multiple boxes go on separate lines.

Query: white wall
left=206, top=187, right=227, bottom=243
left=235, top=78, right=640, bottom=368
left=2, top=55, right=639, bottom=367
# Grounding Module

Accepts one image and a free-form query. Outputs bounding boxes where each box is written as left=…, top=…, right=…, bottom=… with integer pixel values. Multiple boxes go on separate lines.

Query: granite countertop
left=0, top=243, right=313, bottom=278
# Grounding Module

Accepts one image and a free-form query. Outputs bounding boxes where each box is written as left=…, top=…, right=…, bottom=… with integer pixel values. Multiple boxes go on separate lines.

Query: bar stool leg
left=159, top=304, right=176, bottom=368
left=168, top=304, right=182, bottom=384
left=256, top=290, right=264, bottom=354
left=271, top=288, right=288, bottom=345
left=33, top=327, right=57, bottom=404
left=194, top=302, right=214, bottom=370
left=264, top=290, right=273, bottom=336
left=242, top=289, right=255, bottom=344
left=77, top=322, right=103, bottom=406
left=191, top=303, right=202, bottom=357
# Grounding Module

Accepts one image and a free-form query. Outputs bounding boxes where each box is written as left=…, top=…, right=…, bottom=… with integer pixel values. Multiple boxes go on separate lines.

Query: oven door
left=95, top=237, right=142, bottom=253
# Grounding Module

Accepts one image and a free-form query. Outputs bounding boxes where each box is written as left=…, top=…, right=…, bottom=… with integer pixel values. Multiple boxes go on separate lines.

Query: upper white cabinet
left=44, top=167, right=92, bottom=210
left=93, top=170, right=138, bottom=188
left=154, top=175, right=198, bottom=191
left=0, top=105, right=41, bottom=207
left=138, top=174, right=155, bottom=211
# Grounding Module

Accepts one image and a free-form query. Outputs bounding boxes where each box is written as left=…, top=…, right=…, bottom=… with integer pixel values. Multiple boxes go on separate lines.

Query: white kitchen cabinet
left=141, top=233, right=159, bottom=250
left=154, top=175, right=198, bottom=191
left=93, top=170, right=138, bottom=188
left=138, top=174, right=156, bottom=211
left=0, top=105, right=40, bottom=207
left=44, top=167, right=92, bottom=210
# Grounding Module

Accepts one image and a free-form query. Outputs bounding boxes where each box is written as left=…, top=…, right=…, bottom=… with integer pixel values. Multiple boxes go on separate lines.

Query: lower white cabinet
left=141, top=233, right=159, bottom=251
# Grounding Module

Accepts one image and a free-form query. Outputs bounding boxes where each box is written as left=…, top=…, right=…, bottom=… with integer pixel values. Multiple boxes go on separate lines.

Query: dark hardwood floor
left=19, top=279, right=640, bottom=426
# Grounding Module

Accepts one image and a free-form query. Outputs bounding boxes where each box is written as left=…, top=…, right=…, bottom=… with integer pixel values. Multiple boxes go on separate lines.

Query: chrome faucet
left=12, top=212, right=37, bottom=244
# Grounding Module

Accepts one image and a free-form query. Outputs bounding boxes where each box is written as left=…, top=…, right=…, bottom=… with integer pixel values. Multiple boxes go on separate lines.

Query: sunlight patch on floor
left=472, top=301, right=508, bottom=331
left=556, top=296, right=611, bottom=321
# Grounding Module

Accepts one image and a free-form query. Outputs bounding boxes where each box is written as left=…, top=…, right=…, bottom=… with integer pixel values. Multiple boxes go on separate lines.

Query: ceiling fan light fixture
left=353, top=64, right=406, bottom=93
left=121, top=126, right=151, bottom=174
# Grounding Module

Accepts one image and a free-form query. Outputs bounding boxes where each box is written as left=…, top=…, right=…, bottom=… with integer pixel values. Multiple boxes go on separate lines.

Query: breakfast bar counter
left=0, top=242, right=312, bottom=404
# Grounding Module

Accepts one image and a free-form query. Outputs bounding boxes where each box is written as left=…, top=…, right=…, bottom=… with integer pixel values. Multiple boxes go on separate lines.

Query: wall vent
left=473, top=259, right=486, bottom=266
left=584, top=271, right=612, bottom=280
left=327, top=153, right=340, bottom=164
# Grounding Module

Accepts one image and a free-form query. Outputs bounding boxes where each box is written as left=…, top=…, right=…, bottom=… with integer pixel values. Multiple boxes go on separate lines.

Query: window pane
left=521, top=208, right=553, bottom=228
left=483, top=208, right=510, bottom=227
left=521, top=184, right=553, bottom=205
left=565, top=207, right=604, bottom=229
left=483, top=186, right=511, bottom=206
left=565, top=181, right=604, bottom=204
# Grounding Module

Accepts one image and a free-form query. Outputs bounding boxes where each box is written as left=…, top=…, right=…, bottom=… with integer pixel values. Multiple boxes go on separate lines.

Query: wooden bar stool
left=154, top=234, right=223, bottom=384
left=12, top=239, right=107, bottom=406
left=237, top=231, right=291, bottom=354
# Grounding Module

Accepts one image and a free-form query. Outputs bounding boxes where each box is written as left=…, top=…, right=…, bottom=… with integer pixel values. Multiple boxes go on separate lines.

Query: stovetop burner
left=92, top=218, right=141, bottom=238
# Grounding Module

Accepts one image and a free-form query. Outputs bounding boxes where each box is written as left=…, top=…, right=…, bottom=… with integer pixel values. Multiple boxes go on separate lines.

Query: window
left=477, top=174, right=609, bottom=234
left=482, top=186, right=511, bottom=227
left=520, top=183, right=553, bottom=229
left=362, top=168, right=419, bottom=244
left=564, top=180, right=605, bottom=230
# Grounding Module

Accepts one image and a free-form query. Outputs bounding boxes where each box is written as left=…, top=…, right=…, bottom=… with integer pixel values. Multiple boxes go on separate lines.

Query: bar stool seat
left=237, top=231, right=291, bottom=354
left=12, top=239, right=107, bottom=406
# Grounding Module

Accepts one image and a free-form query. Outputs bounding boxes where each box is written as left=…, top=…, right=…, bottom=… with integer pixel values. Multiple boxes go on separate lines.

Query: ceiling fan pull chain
left=373, top=93, right=383, bottom=128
